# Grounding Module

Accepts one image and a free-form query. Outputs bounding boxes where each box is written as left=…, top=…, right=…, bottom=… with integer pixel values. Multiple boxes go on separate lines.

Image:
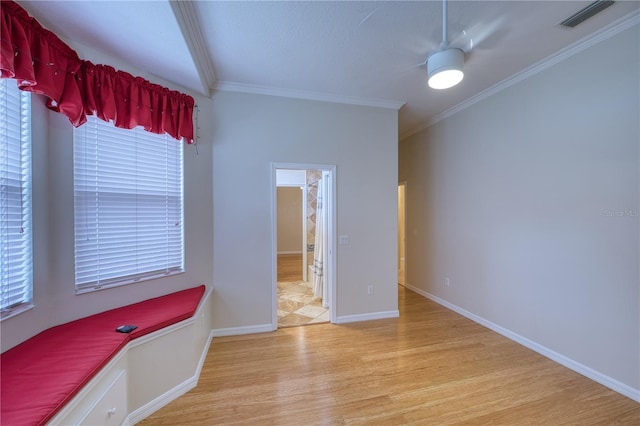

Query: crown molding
left=215, top=81, right=406, bottom=110
left=170, top=0, right=216, bottom=96
left=400, top=9, right=640, bottom=141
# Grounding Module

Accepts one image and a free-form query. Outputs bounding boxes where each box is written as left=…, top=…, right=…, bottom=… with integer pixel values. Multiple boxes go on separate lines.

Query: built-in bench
left=1, top=285, right=210, bottom=426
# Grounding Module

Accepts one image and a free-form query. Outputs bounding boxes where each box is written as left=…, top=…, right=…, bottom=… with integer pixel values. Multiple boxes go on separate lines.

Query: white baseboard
left=128, top=376, right=198, bottom=424
left=212, top=323, right=274, bottom=337
left=335, top=310, right=399, bottom=324
left=404, top=283, right=640, bottom=403
left=127, top=330, right=215, bottom=424
left=195, top=330, right=215, bottom=378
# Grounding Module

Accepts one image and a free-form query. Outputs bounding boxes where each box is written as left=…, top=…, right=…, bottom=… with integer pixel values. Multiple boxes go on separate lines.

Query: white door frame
left=301, top=184, right=308, bottom=282
left=271, top=162, right=337, bottom=329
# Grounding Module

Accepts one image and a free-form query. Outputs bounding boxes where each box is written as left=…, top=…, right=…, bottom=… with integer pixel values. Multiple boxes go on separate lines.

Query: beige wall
left=277, top=186, right=303, bottom=253
left=212, top=91, right=398, bottom=328
left=400, top=25, right=639, bottom=392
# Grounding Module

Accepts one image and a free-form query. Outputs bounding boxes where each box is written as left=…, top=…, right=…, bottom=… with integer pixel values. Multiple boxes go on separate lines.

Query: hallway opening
left=398, top=182, right=406, bottom=286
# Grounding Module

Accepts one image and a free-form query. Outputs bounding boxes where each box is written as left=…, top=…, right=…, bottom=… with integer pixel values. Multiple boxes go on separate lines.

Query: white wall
left=1, top=70, right=214, bottom=352
left=400, top=25, right=639, bottom=392
left=211, top=91, right=398, bottom=329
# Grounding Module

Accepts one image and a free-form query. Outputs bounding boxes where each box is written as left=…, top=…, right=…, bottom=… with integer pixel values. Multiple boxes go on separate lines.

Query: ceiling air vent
left=560, top=1, right=615, bottom=28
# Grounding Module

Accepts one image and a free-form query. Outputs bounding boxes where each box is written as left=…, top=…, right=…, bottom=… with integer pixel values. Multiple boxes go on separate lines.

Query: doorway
left=272, top=164, right=336, bottom=329
left=398, top=182, right=406, bottom=286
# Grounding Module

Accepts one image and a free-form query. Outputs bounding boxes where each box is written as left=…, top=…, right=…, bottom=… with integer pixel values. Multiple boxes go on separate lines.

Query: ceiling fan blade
left=449, top=16, right=507, bottom=53
left=358, top=5, right=383, bottom=27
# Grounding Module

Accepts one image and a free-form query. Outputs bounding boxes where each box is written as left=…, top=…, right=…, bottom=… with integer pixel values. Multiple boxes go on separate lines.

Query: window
left=73, top=116, right=184, bottom=292
left=0, top=79, right=32, bottom=319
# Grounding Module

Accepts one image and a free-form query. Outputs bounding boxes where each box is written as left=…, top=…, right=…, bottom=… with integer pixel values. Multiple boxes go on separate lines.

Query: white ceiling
left=17, top=1, right=640, bottom=138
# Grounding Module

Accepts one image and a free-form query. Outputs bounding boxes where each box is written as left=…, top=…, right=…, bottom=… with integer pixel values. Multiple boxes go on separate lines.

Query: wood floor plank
left=277, top=253, right=303, bottom=281
left=139, top=286, right=640, bottom=425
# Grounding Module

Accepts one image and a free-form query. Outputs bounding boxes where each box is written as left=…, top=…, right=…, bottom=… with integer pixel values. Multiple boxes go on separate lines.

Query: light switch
left=339, top=235, right=349, bottom=245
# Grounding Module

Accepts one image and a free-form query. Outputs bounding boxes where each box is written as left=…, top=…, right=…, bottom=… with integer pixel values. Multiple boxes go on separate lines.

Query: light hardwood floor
left=277, top=253, right=303, bottom=282
left=140, top=286, right=640, bottom=425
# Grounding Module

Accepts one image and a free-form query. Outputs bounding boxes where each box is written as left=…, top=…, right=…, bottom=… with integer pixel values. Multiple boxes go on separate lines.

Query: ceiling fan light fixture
left=427, top=48, right=464, bottom=90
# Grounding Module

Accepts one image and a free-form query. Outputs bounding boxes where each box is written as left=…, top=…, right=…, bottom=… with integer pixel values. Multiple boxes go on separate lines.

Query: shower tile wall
left=306, top=170, right=322, bottom=270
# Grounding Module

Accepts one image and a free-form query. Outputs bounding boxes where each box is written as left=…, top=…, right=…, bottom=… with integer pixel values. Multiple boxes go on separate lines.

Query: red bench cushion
left=1, top=285, right=205, bottom=426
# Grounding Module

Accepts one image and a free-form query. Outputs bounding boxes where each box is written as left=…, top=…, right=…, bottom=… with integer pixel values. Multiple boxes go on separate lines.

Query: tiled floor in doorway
left=277, top=280, right=329, bottom=327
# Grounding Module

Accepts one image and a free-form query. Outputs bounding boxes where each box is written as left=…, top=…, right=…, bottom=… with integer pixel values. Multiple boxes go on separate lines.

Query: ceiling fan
left=358, top=0, right=506, bottom=91
left=426, top=0, right=465, bottom=90
left=382, top=0, right=505, bottom=90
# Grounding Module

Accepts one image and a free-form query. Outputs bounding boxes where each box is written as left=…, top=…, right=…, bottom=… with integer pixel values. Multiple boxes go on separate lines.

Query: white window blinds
left=73, top=116, right=184, bottom=292
left=0, top=79, right=32, bottom=318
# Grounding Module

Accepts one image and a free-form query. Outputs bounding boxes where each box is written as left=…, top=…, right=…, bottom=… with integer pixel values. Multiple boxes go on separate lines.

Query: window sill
left=75, top=270, right=185, bottom=295
left=1, top=303, right=34, bottom=322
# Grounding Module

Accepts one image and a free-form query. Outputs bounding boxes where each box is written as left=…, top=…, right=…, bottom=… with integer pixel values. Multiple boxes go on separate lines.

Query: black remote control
left=115, top=325, right=138, bottom=333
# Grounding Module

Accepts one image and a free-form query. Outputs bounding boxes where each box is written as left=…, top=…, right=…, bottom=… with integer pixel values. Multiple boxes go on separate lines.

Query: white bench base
left=48, top=288, right=213, bottom=426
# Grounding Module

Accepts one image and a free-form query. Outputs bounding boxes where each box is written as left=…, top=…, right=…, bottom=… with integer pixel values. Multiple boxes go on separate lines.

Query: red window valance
left=0, top=1, right=194, bottom=143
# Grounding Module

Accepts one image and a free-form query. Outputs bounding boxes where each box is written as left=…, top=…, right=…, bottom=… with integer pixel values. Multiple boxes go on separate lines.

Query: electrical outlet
left=445, top=277, right=450, bottom=287
left=367, top=285, right=374, bottom=295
